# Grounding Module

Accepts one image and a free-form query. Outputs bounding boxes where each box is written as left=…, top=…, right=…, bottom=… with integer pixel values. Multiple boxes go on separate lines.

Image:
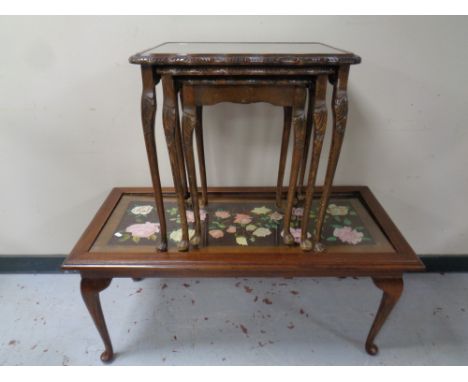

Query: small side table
left=129, top=42, right=361, bottom=252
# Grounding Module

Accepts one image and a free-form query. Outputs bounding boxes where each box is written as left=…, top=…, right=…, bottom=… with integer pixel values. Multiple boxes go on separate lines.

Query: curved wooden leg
left=276, top=107, right=292, bottom=209
left=314, top=65, right=350, bottom=251
left=140, top=66, right=167, bottom=252
left=174, top=92, right=189, bottom=200
left=365, top=277, right=404, bottom=356
left=282, top=89, right=307, bottom=245
left=81, top=277, right=113, bottom=362
left=297, top=82, right=315, bottom=201
left=195, top=106, right=208, bottom=207
left=162, top=74, right=189, bottom=251
left=300, top=76, right=327, bottom=251
left=182, top=95, right=202, bottom=247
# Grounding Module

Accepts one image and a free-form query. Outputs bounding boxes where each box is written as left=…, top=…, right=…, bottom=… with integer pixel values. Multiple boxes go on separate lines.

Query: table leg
left=182, top=95, right=202, bottom=247
left=282, top=89, right=307, bottom=245
left=314, top=65, right=350, bottom=251
left=174, top=92, right=189, bottom=200
left=297, top=81, right=315, bottom=201
left=195, top=106, right=208, bottom=207
left=140, top=66, right=168, bottom=251
left=365, top=277, right=404, bottom=355
left=80, top=277, right=113, bottom=362
left=300, top=75, right=328, bottom=251
left=162, top=74, right=190, bottom=251
left=276, top=107, right=292, bottom=209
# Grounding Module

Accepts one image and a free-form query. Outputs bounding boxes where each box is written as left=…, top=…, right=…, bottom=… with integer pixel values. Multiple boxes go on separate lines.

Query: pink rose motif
left=200, top=209, right=207, bottom=221
left=215, top=210, right=231, bottom=219
left=209, top=229, right=224, bottom=239
left=233, top=213, right=252, bottom=225
left=126, top=222, right=160, bottom=239
left=226, top=225, right=237, bottom=234
left=281, top=228, right=310, bottom=243
left=292, top=207, right=304, bottom=217
left=290, top=228, right=303, bottom=243
left=333, top=226, right=364, bottom=245
left=186, top=209, right=207, bottom=223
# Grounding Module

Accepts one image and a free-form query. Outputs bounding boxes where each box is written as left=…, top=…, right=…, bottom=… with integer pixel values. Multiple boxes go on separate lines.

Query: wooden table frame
left=62, top=186, right=424, bottom=362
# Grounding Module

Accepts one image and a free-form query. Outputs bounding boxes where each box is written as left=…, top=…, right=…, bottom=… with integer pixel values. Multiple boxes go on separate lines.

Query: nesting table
left=62, top=43, right=424, bottom=362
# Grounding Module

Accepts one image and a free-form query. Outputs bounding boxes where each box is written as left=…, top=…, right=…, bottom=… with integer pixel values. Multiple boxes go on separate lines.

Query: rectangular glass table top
left=129, top=42, right=361, bottom=66
left=91, top=194, right=392, bottom=254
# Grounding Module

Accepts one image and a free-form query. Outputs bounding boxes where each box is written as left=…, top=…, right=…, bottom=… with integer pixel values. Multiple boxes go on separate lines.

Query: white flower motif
left=252, top=227, right=272, bottom=238
left=246, top=224, right=257, bottom=232
left=327, top=204, right=349, bottom=216
left=236, top=236, right=248, bottom=246
left=169, top=228, right=195, bottom=242
left=131, top=205, right=154, bottom=216
left=251, top=206, right=272, bottom=215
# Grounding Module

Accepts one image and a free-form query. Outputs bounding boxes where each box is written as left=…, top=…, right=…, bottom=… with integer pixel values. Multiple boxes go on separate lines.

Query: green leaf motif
left=343, top=218, right=352, bottom=226
left=167, top=207, right=178, bottom=216
left=132, top=236, right=140, bottom=243
left=326, top=236, right=337, bottom=242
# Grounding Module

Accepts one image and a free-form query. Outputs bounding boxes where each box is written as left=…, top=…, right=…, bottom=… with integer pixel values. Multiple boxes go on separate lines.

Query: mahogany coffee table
left=62, top=186, right=424, bottom=362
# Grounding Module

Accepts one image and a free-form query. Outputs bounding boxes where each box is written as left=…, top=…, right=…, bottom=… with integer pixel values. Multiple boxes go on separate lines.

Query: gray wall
left=1, top=16, right=467, bottom=255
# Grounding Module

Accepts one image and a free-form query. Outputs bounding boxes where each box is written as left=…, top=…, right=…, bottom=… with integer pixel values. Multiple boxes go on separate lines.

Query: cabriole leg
left=300, top=75, right=328, bottom=251
left=181, top=92, right=202, bottom=247
left=297, top=81, right=315, bottom=201
left=161, top=74, right=190, bottom=251
left=314, top=65, right=350, bottom=251
left=174, top=92, right=189, bottom=200
left=276, top=107, right=292, bottom=209
left=140, top=66, right=167, bottom=251
left=365, top=277, right=404, bottom=356
left=282, top=89, right=307, bottom=245
left=80, top=277, right=113, bottom=362
left=195, top=106, right=208, bottom=207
